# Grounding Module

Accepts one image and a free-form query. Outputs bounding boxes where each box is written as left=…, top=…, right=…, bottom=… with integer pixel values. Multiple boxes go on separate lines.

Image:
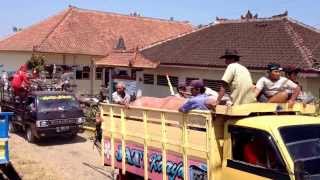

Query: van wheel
left=26, top=127, right=36, bottom=143
left=9, top=121, right=17, bottom=133
left=68, top=133, right=77, bottom=139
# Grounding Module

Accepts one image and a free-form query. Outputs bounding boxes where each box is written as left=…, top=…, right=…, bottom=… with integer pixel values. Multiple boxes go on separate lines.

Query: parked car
left=0, top=89, right=85, bottom=143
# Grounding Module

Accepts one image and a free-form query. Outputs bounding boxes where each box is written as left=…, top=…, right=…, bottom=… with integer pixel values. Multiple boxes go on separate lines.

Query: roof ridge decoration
left=74, top=6, right=190, bottom=25
left=284, top=20, right=314, bottom=68
left=216, top=10, right=288, bottom=24
left=34, top=6, right=74, bottom=52
left=240, top=10, right=258, bottom=20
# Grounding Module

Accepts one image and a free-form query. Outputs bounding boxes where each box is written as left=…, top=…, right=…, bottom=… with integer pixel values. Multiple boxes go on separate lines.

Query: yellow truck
left=100, top=103, right=320, bottom=180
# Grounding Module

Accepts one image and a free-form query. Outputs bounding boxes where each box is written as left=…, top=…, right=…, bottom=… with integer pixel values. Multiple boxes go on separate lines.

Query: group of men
left=178, top=49, right=306, bottom=112
left=107, top=48, right=310, bottom=112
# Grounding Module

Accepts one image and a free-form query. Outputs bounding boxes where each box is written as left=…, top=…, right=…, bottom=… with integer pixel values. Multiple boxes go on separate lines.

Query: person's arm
left=112, top=92, right=122, bottom=104
left=122, top=93, right=131, bottom=106
left=179, top=99, right=196, bottom=113
left=255, top=78, right=264, bottom=97
left=217, top=81, right=228, bottom=105
left=219, top=65, right=234, bottom=105
left=287, top=80, right=301, bottom=108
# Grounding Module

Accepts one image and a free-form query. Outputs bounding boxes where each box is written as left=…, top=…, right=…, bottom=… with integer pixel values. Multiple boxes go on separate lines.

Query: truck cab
left=1, top=90, right=85, bottom=142
left=223, top=115, right=320, bottom=180
left=100, top=102, right=319, bottom=180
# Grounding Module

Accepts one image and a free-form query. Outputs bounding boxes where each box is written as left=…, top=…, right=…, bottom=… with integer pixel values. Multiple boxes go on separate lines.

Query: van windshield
left=37, top=95, right=80, bottom=112
left=280, top=125, right=320, bottom=175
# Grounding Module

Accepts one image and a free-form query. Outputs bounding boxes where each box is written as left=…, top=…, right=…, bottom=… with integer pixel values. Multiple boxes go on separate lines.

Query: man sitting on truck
left=11, top=64, right=30, bottom=98
left=179, top=80, right=213, bottom=113
left=112, top=82, right=131, bottom=106
left=255, top=63, right=301, bottom=108
left=284, top=66, right=315, bottom=104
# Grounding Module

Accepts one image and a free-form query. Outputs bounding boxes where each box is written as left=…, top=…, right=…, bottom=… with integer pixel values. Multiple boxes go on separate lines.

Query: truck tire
left=25, top=127, right=37, bottom=143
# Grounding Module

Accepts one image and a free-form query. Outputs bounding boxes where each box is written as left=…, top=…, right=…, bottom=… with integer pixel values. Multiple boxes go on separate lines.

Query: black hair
left=200, top=87, right=206, bottom=94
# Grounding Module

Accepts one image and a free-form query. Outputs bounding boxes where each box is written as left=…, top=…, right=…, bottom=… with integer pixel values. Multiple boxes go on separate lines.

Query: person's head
left=177, top=82, right=187, bottom=96
left=284, top=66, right=300, bottom=82
left=267, top=63, right=282, bottom=81
left=19, top=64, right=28, bottom=72
left=189, top=80, right=205, bottom=96
left=116, top=82, right=126, bottom=94
left=220, top=49, right=241, bottom=65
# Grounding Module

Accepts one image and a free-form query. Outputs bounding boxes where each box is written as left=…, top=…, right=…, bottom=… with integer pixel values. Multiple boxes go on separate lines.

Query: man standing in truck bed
left=218, top=49, right=256, bottom=105
left=12, top=64, right=30, bottom=98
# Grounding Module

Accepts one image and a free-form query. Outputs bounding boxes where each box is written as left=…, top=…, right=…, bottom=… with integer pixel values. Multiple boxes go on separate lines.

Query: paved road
left=9, top=131, right=113, bottom=180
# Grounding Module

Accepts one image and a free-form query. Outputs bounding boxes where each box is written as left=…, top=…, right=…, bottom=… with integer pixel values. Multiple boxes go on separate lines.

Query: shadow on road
left=36, top=134, right=87, bottom=146
left=82, top=162, right=113, bottom=179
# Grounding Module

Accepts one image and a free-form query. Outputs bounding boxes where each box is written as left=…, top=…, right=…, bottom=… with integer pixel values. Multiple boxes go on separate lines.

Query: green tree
left=26, top=54, right=45, bottom=73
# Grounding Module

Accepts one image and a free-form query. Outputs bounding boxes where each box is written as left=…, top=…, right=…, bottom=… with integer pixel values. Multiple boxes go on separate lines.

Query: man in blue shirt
left=179, top=80, right=209, bottom=113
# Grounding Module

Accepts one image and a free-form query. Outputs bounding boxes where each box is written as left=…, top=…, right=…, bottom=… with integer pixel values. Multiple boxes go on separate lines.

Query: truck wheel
left=26, top=127, right=36, bottom=143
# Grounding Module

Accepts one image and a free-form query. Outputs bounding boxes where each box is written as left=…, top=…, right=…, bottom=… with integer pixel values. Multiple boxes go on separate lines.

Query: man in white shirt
left=112, top=82, right=130, bottom=106
left=218, top=49, right=256, bottom=105
left=255, top=63, right=301, bottom=108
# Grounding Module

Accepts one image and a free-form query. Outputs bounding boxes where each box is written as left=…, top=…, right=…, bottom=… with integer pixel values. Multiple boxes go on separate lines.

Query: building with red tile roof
left=0, top=6, right=192, bottom=55
left=95, top=11, right=320, bottom=97
left=0, top=6, right=193, bottom=94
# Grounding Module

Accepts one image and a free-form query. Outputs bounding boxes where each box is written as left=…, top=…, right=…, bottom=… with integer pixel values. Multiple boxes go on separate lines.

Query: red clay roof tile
left=139, top=17, right=320, bottom=71
left=0, top=7, right=193, bottom=56
left=95, top=51, right=159, bottom=69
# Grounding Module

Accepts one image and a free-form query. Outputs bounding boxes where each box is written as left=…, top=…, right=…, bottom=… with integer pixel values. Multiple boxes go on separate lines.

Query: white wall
left=141, top=66, right=320, bottom=98
left=0, top=51, right=31, bottom=72
left=0, top=51, right=103, bottom=95
left=142, top=66, right=226, bottom=97
left=0, top=51, right=319, bottom=98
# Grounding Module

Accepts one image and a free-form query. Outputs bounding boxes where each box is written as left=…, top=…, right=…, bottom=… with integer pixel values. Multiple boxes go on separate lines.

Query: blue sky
left=0, top=0, right=319, bottom=37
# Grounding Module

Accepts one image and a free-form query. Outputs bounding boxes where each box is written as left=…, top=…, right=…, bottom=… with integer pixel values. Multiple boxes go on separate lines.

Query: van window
left=37, top=95, right=80, bottom=112
left=229, top=126, right=286, bottom=171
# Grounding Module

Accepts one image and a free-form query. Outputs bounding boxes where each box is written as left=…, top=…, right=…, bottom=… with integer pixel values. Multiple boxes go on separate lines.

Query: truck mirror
left=294, top=160, right=308, bottom=180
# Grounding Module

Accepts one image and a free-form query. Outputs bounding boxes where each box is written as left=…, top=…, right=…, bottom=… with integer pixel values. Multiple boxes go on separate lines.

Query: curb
left=82, top=125, right=95, bottom=132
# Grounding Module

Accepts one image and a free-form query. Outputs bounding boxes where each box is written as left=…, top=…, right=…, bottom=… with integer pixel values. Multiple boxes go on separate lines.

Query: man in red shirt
left=11, top=64, right=30, bottom=97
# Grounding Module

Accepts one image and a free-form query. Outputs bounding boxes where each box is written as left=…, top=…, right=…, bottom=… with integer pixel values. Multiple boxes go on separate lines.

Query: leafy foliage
left=26, top=54, right=45, bottom=73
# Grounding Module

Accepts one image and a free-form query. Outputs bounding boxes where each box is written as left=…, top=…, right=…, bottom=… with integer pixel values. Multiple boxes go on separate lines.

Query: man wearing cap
left=218, top=49, right=256, bottom=105
left=255, top=63, right=301, bottom=107
left=179, top=80, right=211, bottom=112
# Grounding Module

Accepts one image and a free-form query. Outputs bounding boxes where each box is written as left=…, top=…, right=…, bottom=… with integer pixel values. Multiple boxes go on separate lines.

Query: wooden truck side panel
left=101, top=103, right=316, bottom=180
left=101, top=104, right=225, bottom=180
